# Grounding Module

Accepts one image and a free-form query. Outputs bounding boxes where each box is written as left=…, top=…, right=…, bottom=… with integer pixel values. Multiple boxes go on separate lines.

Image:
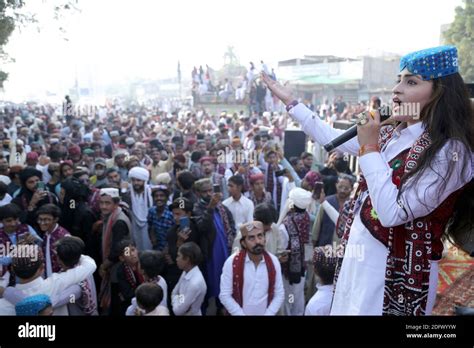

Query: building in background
left=277, top=54, right=400, bottom=105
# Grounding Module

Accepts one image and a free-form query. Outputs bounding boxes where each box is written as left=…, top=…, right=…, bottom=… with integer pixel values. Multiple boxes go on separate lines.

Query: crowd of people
left=191, top=61, right=282, bottom=115
left=0, top=45, right=471, bottom=317
left=190, top=60, right=381, bottom=131
left=0, top=90, right=358, bottom=316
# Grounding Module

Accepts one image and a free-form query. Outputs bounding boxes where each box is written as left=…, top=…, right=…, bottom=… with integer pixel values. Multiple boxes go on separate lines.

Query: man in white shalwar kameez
left=126, top=167, right=153, bottom=251
left=277, top=187, right=313, bottom=316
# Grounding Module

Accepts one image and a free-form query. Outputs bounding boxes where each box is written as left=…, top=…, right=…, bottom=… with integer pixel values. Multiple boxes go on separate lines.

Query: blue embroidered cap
left=399, top=45, right=458, bottom=80
left=15, top=294, right=52, bottom=316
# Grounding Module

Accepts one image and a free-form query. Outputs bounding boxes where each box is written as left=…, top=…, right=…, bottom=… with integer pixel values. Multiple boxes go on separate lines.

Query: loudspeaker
left=283, top=130, right=307, bottom=161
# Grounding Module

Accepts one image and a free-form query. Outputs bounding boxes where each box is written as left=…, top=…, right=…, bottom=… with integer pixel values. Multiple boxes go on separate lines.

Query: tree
left=0, top=0, right=78, bottom=88
left=0, top=0, right=24, bottom=88
left=443, top=0, right=474, bottom=82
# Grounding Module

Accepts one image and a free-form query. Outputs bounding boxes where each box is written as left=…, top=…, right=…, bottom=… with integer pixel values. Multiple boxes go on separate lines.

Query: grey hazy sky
left=1, top=0, right=463, bottom=101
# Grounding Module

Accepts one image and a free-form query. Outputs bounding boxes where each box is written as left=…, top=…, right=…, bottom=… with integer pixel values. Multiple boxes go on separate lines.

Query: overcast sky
left=1, top=0, right=463, bottom=101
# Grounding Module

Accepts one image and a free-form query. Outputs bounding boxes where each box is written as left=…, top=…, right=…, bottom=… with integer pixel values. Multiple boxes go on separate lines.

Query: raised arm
left=261, top=72, right=360, bottom=156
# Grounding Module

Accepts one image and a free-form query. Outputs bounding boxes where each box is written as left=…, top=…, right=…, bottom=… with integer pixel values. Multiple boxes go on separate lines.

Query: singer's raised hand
left=261, top=72, right=294, bottom=106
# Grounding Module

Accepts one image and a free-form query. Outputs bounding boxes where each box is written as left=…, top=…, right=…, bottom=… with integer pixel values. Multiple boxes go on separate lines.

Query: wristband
left=285, top=100, right=298, bottom=112
left=359, top=144, right=380, bottom=157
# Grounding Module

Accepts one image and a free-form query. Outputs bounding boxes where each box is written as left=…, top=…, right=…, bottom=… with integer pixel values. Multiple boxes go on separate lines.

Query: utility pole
left=177, top=60, right=182, bottom=99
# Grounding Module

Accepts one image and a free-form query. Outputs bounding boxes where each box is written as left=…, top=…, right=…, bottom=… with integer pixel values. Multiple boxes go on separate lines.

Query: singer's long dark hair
left=395, top=73, right=474, bottom=252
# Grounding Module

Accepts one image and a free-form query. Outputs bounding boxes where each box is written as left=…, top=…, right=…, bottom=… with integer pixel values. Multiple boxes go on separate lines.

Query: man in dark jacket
left=163, top=197, right=200, bottom=310
left=96, top=188, right=131, bottom=315
left=192, top=178, right=235, bottom=315
left=11, top=167, right=59, bottom=232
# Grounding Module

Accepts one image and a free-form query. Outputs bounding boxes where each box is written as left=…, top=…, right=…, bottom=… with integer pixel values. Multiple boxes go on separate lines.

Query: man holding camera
left=193, top=178, right=236, bottom=315
left=261, top=148, right=296, bottom=216
left=11, top=168, right=59, bottom=231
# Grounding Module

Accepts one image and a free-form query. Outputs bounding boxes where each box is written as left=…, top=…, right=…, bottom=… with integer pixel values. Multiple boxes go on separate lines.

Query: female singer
left=262, top=45, right=473, bottom=315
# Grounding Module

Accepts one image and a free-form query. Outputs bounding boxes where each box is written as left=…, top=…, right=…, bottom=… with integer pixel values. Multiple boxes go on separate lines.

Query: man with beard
left=106, top=167, right=129, bottom=194
left=147, top=186, right=174, bottom=251
left=231, top=202, right=288, bottom=257
left=122, top=167, right=153, bottom=251
left=97, top=188, right=131, bottom=315
left=219, top=221, right=284, bottom=315
left=193, top=178, right=235, bottom=315
left=199, top=156, right=227, bottom=199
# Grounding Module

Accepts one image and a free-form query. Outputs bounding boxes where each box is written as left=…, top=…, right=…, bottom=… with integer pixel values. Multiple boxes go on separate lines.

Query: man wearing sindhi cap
left=219, top=221, right=284, bottom=315
left=0, top=245, right=97, bottom=315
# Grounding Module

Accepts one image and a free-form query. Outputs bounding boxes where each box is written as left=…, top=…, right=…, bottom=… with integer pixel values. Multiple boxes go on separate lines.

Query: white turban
left=100, top=188, right=120, bottom=198
left=129, top=167, right=150, bottom=182
left=155, top=172, right=172, bottom=185
left=114, top=149, right=128, bottom=158
left=288, top=188, right=313, bottom=210
left=277, top=187, right=313, bottom=226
